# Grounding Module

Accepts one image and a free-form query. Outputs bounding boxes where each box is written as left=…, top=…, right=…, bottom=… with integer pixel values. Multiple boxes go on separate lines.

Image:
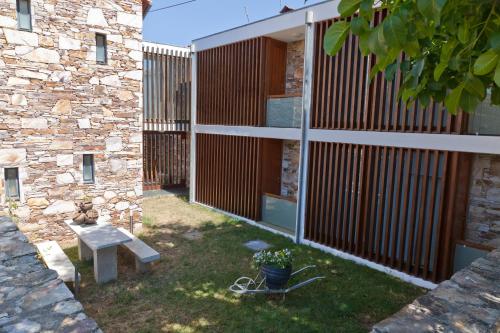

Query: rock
left=51, top=100, right=72, bottom=114
left=89, top=77, right=99, bottom=85
left=0, top=15, right=17, bottom=28
left=128, top=50, right=142, bottom=62
left=15, top=69, right=48, bottom=81
left=117, top=12, right=141, bottom=28
left=14, top=45, right=34, bottom=55
left=53, top=300, right=83, bottom=315
left=103, top=191, right=117, bottom=200
left=21, top=118, right=48, bottom=129
left=122, top=70, right=142, bottom=81
left=3, top=319, right=42, bottom=333
left=2, top=29, right=39, bottom=47
left=49, top=141, right=73, bottom=150
left=86, top=8, right=108, bottom=27
left=14, top=206, right=31, bottom=219
left=115, top=201, right=130, bottom=211
left=43, top=200, right=75, bottom=215
left=0, top=149, right=27, bottom=166
left=77, top=118, right=91, bottom=129
left=117, top=90, right=134, bottom=101
left=27, top=198, right=50, bottom=208
left=7, top=77, right=30, bottom=86
left=105, top=137, right=123, bottom=152
left=22, top=48, right=60, bottom=64
left=56, top=154, right=73, bottom=166
left=59, top=35, right=81, bottom=50
left=107, top=34, right=123, bottom=43
left=56, top=173, right=74, bottom=185
left=109, top=159, right=126, bottom=173
left=50, top=71, right=71, bottom=82
left=100, top=75, right=121, bottom=87
left=92, top=196, right=106, bottom=205
left=11, top=94, right=27, bottom=106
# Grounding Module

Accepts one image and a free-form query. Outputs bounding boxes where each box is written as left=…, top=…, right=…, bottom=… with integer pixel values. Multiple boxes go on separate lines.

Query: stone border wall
left=0, top=216, right=100, bottom=332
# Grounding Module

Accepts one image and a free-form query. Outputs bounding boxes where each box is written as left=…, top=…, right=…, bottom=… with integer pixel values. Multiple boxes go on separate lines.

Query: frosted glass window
left=17, top=0, right=31, bottom=31
left=83, top=155, right=95, bottom=183
left=5, top=168, right=20, bottom=199
left=96, top=34, right=107, bottom=64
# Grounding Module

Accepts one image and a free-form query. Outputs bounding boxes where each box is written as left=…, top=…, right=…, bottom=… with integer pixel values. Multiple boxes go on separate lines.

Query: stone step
left=35, top=240, right=78, bottom=283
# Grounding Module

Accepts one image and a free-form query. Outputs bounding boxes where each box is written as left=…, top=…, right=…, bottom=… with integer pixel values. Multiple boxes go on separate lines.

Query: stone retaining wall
left=0, top=216, right=100, bottom=332
left=0, top=0, right=143, bottom=242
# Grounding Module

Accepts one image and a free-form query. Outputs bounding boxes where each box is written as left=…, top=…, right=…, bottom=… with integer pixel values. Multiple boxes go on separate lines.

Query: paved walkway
left=372, top=249, right=500, bottom=332
left=0, top=216, right=100, bottom=332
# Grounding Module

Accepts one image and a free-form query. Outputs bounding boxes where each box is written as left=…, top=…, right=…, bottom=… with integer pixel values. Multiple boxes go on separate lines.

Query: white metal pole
left=189, top=44, right=197, bottom=203
left=295, top=11, right=314, bottom=244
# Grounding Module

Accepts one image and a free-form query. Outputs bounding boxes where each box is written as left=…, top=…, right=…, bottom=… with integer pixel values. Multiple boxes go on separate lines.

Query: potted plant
left=253, top=248, right=292, bottom=290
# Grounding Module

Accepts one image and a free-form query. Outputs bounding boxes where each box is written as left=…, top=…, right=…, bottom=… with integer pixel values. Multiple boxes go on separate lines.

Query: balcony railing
left=266, top=95, right=302, bottom=128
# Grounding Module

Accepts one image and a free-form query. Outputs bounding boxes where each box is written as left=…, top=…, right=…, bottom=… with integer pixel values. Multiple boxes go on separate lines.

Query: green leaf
left=490, top=32, right=500, bottom=52
left=494, top=61, right=500, bottom=87
left=385, top=62, right=398, bottom=81
left=492, top=86, right=500, bottom=105
left=434, top=62, right=447, bottom=81
left=444, top=83, right=464, bottom=114
left=350, top=17, right=369, bottom=35
left=383, top=14, right=407, bottom=48
left=417, top=0, right=447, bottom=25
left=459, top=91, right=480, bottom=113
left=358, top=33, right=370, bottom=55
left=403, top=40, right=420, bottom=57
left=359, top=0, right=374, bottom=19
left=338, top=0, right=361, bottom=17
left=367, top=26, right=388, bottom=56
left=464, top=73, right=485, bottom=99
left=473, top=49, right=499, bottom=76
left=457, top=22, right=469, bottom=44
left=323, top=21, right=350, bottom=56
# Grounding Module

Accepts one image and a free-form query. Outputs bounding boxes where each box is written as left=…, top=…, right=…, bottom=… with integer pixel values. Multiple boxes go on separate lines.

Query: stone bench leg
left=135, top=258, right=152, bottom=273
left=78, top=239, right=92, bottom=261
left=93, top=246, right=118, bottom=284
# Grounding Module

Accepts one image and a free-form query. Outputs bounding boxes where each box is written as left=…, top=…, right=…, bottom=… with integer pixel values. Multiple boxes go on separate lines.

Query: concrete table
left=65, top=221, right=132, bottom=284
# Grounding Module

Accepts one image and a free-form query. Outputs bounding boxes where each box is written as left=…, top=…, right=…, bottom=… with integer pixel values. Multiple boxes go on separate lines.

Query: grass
left=65, top=195, right=425, bottom=333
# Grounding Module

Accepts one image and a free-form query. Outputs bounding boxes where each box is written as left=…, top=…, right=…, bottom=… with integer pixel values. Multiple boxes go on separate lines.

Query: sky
left=143, top=0, right=327, bottom=47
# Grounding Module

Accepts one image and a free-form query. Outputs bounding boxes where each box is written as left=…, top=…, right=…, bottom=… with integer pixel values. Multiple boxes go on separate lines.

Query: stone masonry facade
left=279, top=40, right=303, bottom=199
left=0, top=0, right=143, bottom=242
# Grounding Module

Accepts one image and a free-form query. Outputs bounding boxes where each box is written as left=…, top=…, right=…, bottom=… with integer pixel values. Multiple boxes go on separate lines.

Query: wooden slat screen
left=311, top=12, right=466, bottom=133
left=305, top=142, right=467, bottom=282
left=143, top=131, right=189, bottom=190
left=197, top=37, right=286, bottom=126
left=143, top=46, right=191, bottom=131
left=196, top=134, right=262, bottom=220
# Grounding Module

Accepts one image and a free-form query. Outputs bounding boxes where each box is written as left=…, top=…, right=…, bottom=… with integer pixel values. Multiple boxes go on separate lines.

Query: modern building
left=190, top=1, right=500, bottom=287
left=0, top=0, right=146, bottom=242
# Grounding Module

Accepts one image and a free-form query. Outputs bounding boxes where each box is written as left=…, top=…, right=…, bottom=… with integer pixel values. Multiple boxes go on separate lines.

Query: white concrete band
left=194, top=125, right=302, bottom=140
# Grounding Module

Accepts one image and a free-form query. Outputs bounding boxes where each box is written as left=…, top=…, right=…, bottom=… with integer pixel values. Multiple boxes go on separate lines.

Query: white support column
left=189, top=45, right=197, bottom=203
left=295, top=11, right=315, bottom=244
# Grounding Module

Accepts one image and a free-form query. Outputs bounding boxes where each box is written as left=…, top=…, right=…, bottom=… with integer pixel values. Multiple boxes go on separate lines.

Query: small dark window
left=96, top=34, right=107, bottom=64
left=4, top=168, right=20, bottom=199
left=16, top=0, right=32, bottom=31
left=83, top=155, right=95, bottom=183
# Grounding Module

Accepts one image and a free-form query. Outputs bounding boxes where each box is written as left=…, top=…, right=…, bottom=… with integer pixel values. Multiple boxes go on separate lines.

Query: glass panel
left=96, top=34, right=106, bottom=63
left=83, top=155, right=94, bottom=183
left=266, top=96, right=302, bottom=128
left=468, top=93, right=500, bottom=136
left=5, top=168, right=20, bottom=199
left=17, top=0, right=31, bottom=30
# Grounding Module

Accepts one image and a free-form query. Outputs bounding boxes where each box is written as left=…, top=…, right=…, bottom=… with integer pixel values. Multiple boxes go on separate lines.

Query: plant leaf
left=464, top=73, right=485, bottom=99
left=323, top=21, right=350, bottom=56
left=494, top=61, right=500, bottom=87
left=383, top=14, right=407, bottom=48
left=473, top=49, right=499, bottom=76
left=385, top=62, right=398, bottom=81
left=417, top=0, right=447, bottom=25
left=359, top=0, right=374, bottom=19
left=492, top=86, right=500, bottom=105
left=367, top=26, right=388, bottom=56
left=459, top=90, right=480, bottom=113
left=338, top=0, right=361, bottom=17
left=434, top=62, right=447, bottom=81
left=444, top=83, right=464, bottom=114
left=457, top=22, right=469, bottom=44
left=350, top=17, right=369, bottom=35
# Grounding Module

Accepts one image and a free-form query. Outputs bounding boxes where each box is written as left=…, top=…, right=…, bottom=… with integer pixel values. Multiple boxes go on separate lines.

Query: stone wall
left=285, top=40, right=304, bottom=96
left=465, top=154, right=500, bottom=248
left=0, top=0, right=143, bottom=242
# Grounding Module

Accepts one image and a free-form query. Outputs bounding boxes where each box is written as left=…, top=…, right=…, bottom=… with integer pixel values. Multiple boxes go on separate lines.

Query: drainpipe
left=189, top=44, right=197, bottom=203
left=295, top=11, right=314, bottom=244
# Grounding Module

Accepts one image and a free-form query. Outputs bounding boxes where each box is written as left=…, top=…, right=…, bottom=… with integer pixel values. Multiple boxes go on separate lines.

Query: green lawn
left=65, top=195, right=424, bottom=333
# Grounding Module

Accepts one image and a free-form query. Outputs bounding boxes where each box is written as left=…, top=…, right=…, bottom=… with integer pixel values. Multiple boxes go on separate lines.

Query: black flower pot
left=261, top=265, right=292, bottom=290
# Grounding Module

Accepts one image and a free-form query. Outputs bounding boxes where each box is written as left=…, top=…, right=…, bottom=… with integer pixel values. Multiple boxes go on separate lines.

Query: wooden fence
left=143, top=44, right=191, bottom=131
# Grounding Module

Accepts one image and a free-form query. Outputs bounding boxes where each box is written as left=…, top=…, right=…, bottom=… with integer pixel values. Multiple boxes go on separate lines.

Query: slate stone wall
left=0, top=0, right=143, bottom=242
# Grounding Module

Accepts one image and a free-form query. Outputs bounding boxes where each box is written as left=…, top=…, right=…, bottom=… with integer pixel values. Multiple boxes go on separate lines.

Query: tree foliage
left=323, top=0, right=499, bottom=114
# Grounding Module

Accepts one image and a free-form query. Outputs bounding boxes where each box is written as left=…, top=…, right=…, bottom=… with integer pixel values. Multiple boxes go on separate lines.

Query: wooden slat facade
left=195, top=134, right=262, bottom=220
left=197, top=37, right=286, bottom=126
left=311, top=11, right=466, bottom=133
left=143, top=131, right=189, bottom=190
left=143, top=45, right=191, bottom=131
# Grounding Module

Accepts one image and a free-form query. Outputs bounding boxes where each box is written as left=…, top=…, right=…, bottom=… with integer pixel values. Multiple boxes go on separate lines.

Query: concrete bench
left=117, top=227, right=160, bottom=273
left=36, top=240, right=80, bottom=288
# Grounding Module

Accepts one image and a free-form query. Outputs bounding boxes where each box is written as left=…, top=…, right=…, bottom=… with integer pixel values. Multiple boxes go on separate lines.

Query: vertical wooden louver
left=195, top=134, right=263, bottom=221
left=311, top=11, right=467, bottom=133
left=197, top=37, right=286, bottom=126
